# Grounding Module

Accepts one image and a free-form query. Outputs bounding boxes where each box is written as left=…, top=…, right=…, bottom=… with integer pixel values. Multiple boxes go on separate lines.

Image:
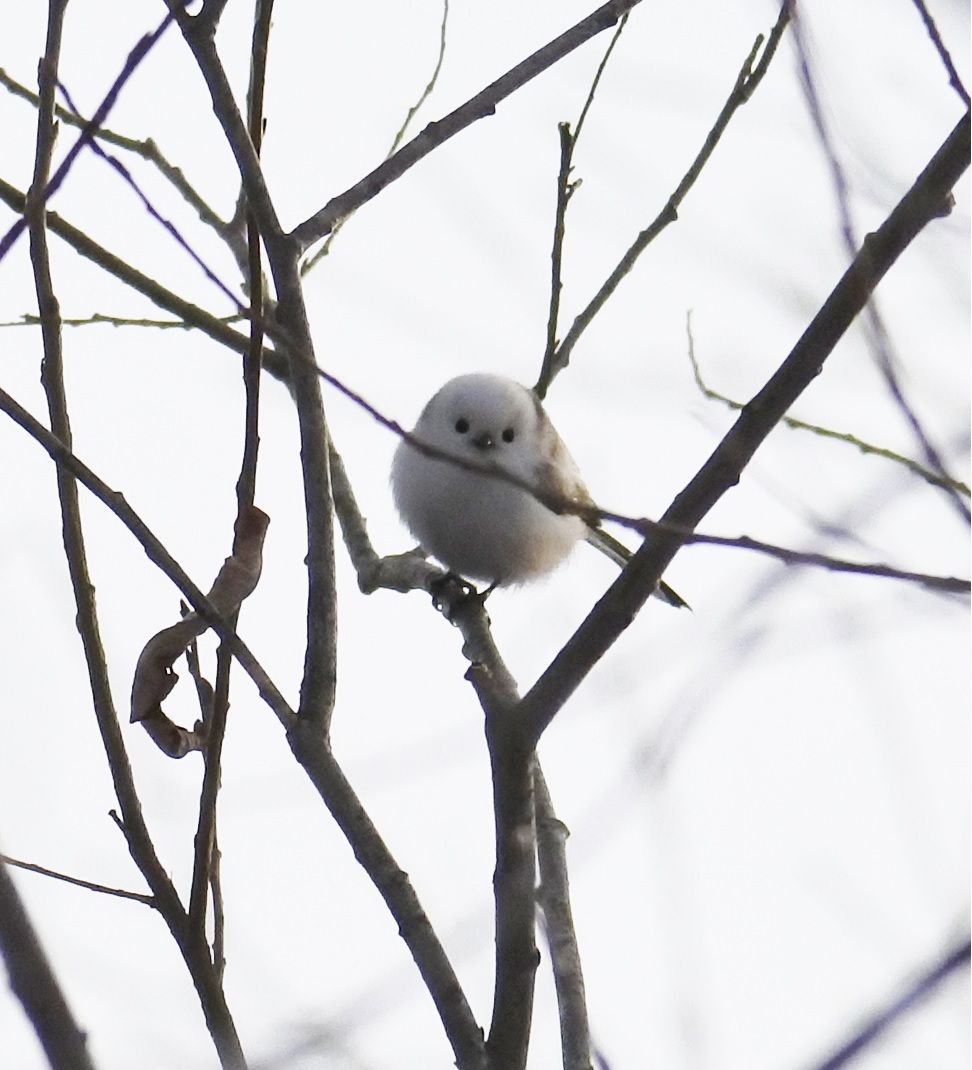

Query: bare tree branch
left=166, top=1, right=338, bottom=735
left=329, top=437, right=536, bottom=1069
left=22, top=3, right=246, bottom=1066
left=54, top=80, right=242, bottom=309
left=627, top=522, right=970, bottom=594
left=285, top=727, right=488, bottom=1070
left=313, top=352, right=970, bottom=596
left=908, top=0, right=970, bottom=107
left=519, top=110, right=971, bottom=747
left=537, top=13, right=629, bottom=397
left=1, top=855, right=154, bottom=907
left=291, top=0, right=644, bottom=249
left=535, top=766, right=593, bottom=1070
left=685, top=310, right=972, bottom=497
left=301, top=0, right=452, bottom=274
left=0, top=384, right=295, bottom=729
left=188, top=0, right=275, bottom=961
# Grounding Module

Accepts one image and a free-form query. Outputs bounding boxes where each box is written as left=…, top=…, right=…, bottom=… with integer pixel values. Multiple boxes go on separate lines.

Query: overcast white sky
left=1, top=2, right=969, bottom=1068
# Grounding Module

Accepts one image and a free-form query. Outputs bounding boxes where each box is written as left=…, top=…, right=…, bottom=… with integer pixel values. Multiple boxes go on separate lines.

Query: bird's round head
left=413, top=373, right=543, bottom=478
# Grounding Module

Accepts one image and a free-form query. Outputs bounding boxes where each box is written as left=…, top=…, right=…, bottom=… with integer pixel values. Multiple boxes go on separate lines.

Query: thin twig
left=540, top=123, right=575, bottom=396
left=908, top=0, right=969, bottom=107
left=0, top=311, right=243, bottom=330
left=550, top=2, right=791, bottom=382
left=631, top=524, right=969, bottom=595
left=267, top=328, right=971, bottom=597
left=188, top=0, right=274, bottom=959
left=292, top=0, right=643, bottom=249
left=685, top=310, right=971, bottom=497
left=301, top=0, right=452, bottom=273
left=389, top=0, right=450, bottom=156
left=54, top=80, right=242, bottom=310
left=537, top=13, right=629, bottom=398
left=1, top=855, right=154, bottom=906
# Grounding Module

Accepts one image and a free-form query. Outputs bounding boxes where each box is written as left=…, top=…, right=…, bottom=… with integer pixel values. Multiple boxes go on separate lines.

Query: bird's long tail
left=584, top=526, right=690, bottom=609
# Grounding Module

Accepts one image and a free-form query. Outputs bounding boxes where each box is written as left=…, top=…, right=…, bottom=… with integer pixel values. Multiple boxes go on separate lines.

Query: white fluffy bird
left=391, top=373, right=687, bottom=607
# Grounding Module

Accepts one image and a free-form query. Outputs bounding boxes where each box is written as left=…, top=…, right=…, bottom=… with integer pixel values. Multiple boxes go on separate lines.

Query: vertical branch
left=27, top=5, right=246, bottom=1065
left=484, top=718, right=538, bottom=1070
left=535, top=14, right=629, bottom=399
left=534, top=765, right=593, bottom=1070
left=188, top=0, right=273, bottom=954
left=165, top=4, right=338, bottom=734
left=463, top=651, right=538, bottom=1070
left=538, top=123, right=574, bottom=399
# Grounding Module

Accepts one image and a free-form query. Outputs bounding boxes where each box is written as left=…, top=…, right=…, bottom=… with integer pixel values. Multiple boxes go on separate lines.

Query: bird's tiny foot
left=429, top=572, right=490, bottom=623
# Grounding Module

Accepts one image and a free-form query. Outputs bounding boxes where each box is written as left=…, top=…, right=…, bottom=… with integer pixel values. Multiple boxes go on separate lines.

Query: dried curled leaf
left=130, top=504, right=270, bottom=757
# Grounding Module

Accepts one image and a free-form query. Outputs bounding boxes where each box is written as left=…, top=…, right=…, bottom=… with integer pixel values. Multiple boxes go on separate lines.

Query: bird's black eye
left=502, top=427, right=515, bottom=443
left=455, top=417, right=470, bottom=434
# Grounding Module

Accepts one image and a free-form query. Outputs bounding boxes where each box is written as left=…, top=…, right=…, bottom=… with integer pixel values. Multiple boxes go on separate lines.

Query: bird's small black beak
left=472, top=431, right=494, bottom=451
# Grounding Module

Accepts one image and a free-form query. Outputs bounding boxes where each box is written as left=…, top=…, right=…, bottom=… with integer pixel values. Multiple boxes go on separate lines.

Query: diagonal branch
left=908, top=0, right=969, bottom=107
left=0, top=175, right=291, bottom=381
left=286, top=727, right=488, bottom=1070
left=0, top=383, right=295, bottom=730
left=188, top=0, right=274, bottom=962
left=0, top=855, right=98, bottom=1070
left=809, top=934, right=971, bottom=1070
left=0, top=65, right=230, bottom=232
left=0, top=7, right=177, bottom=262
left=291, top=0, right=644, bottom=249
left=535, top=766, right=593, bottom=1070
left=301, top=0, right=452, bottom=274
left=537, top=13, right=629, bottom=398
left=519, top=110, right=971, bottom=747
left=1, top=854, right=154, bottom=907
